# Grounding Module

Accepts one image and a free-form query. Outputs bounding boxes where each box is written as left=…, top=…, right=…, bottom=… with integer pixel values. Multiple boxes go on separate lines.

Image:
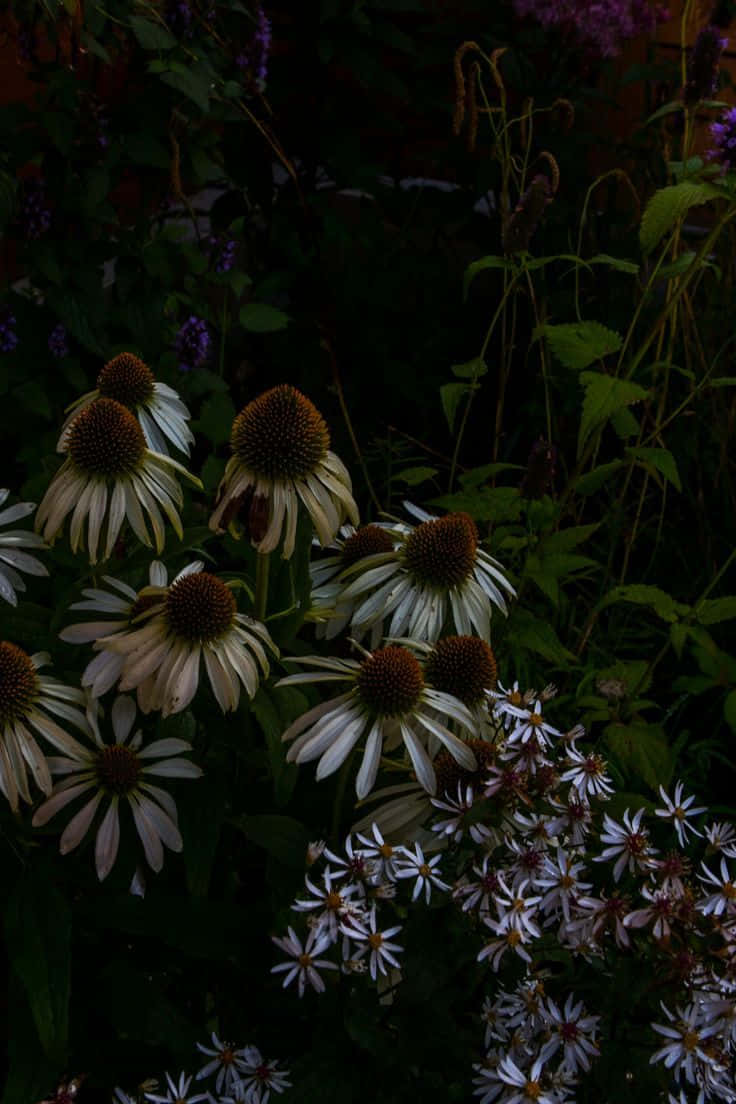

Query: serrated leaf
left=507, top=608, right=577, bottom=665
left=542, top=524, right=599, bottom=554
left=239, top=303, right=289, bottom=332
left=610, top=405, right=640, bottom=439
left=430, top=485, right=522, bottom=522
left=195, top=392, right=236, bottom=445
left=639, top=181, right=723, bottom=254
left=160, top=69, right=211, bottom=113
left=440, top=381, right=471, bottom=433
left=626, top=446, right=682, bottom=491
left=578, top=372, right=649, bottom=456
left=574, top=460, right=624, bottom=495
left=130, top=15, right=178, bottom=50
left=595, top=583, right=690, bottom=623
left=605, top=722, right=673, bottom=792
left=538, top=321, right=622, bottom=372
left=695, top=597, right=736, bottom=625
left=394, top=466, right=438, bottom=486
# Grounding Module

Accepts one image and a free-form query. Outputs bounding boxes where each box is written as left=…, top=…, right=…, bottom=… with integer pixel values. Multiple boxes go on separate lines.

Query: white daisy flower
left=0, top=643, right=89, bottom=810
left=270, top=924, right=338, bottom=996
left=36, top=397, right=201, bottom=564
left=559, top=745, right=613, bottom=800
left=431, top=782, right=493, bottom=845
left=195, top=1032, right=250, bottom=1094
left=94, top=563, right=277, bottom=715
left=623, top=885, right=677, bottom=940
left=488, top=680, right=526, bottom=729
left=454, top=855, right=501, bottom=917
left=322, top=832, right=378, bottom=885
left=31, top=694, right=202, bottom=880
left=504, top=700, right=561, bottom=750
left=570, top=891, right=631, bottom=949
left=334, top=503, right=515, bottom=643
left=354, top=822, right=402, bottom=882
left=59, top=352, right=194, bottom=456
left=293, top=869, right=364, bottom=941
left=705, top=821, right=736, bottom=857
left=496, top=1054, right=557, bottom=1104
left=494, top=875, right=542, bottom=937
left=209, top=384, right=358, bottom=558
left=539, top=994, right=600, bottom=1073
left=394, top=841, right=449, bottom=903
left=339, top=904, right=403, bottom=981
left=595, top=807, right=657, bottom=882
left=697, top=857, right=736, bottom=917
left=536, top=848, right=591, bottom=924
left=277, top=643, right=478, bottom=798
left=144, top=1072, right=209, bottom=1104
left=0, top=489, right=47, bottom=606
left=59, top=561, right=198, bottom=698
left=655, top=781, right=707, bottom=846
left=650, top=1003, right=720, bottom=1085
left=477, top=922, right=534, bottom=971
left=226, top=1047, right=292, bottom=1104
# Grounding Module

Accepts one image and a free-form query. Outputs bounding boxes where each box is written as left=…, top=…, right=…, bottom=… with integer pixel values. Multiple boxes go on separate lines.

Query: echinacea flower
left=309, top=523, right=399, bottom=643
left=277, top=643, right=478, bottom=797
left=60, top=561, right=193, bottom=698
left=0, top=643, right=88, bottom=810
left=0, top=488, right=47, bottom=605
left=36, top=398, right=201, bottom=563
left=336, top=503, right=515, bottom=644
left=59, top=352, right=195, bottom=456
left=32, top=694, right=201, bottom=880
left=94, top=563, right=277, bottom=715
left=209, top=384, right=359, bottom=558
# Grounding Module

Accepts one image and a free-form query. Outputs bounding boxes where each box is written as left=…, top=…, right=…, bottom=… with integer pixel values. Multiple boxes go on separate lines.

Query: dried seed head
left=165, top=572, right=236, bottom=643
left=67, top=398, right=146, bottom=477
left=97, top=352, right=155, bottom=408
left=425, top=635, right=497, bottom=706
left=0, top=642, right=38, bottom=725
left=341, top=525, right=394, bottom=567
left=404, top=513, right=478, bottom=590
left=357, top=645, right=424, bottom=717
left=231, top=384, right=330, bottom=481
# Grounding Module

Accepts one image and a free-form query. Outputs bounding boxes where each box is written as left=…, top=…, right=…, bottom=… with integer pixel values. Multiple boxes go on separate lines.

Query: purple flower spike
left=48, top=324, right=70, bottom=359
left=707, top=105, right=736, bottom=172
left=175, top=315, right=212, bottom=372
left=0, top=309, right=18, bottom=354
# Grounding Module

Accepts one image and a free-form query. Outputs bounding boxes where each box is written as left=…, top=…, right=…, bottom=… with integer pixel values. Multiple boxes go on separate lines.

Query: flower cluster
left=708, top=106, right=736, bottom=172
left=175, top=315, right=212, bottom=372
left=18, top=176, right=51, bottom=239
left=0, top=307, right=18, bottom=353
left=48, top=323, right=70, bottom=359
left=512, top=0, right=669, bottom=58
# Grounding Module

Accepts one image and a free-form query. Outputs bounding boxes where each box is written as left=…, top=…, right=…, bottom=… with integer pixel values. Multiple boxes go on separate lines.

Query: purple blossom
left=19, top=178, right=51, bottom=240
left=707, top=105, right=736, bottom=171
left=0, top=309, right=18, bottom=354
left=48, top=324, right=69, bottom=359
left=513, top=0, right=669, bottom=58
left=165, top=0, right=193, bottom=37
left=683, top=25, right=727, bottom=107
left=175, top=315, right=212, bottom=372
left=208, top=235, right=238, bottom=274
left=236, top=5, right=272, bottom=86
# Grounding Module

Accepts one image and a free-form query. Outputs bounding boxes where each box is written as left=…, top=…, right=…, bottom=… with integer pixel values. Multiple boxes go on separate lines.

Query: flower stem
left=254, top=551, right=270, bottom=621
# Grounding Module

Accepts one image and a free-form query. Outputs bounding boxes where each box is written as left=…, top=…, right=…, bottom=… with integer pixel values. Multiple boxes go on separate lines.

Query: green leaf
left=160, top=69, right=211, bottom=113
left=542, top=524, right=599, bottom=554
left=451, top=356, right=487, bottom=380
left=578, top=372, right=649, bottom=456
left=639, top=181, right=723, bottom=254
left=670, top=622, right=689, bottom=658
left=538, top=321, right=622, bottom=372
left=656, top=251, right=696, bottom=279
left=440, top=381, right=471, bottom=433
left=195, top=392, right=237, bottom=446
left=574, top=460, right=624, bottom=495
left=229, top=270, right=252, bottom=298
left=231, top=814, right=309, bottom=868
left=605, top=722, right=673, bottom=792
left=610, top=405, right=640, bottom=439
left=644, top=99, right=683, bottom=125
left=430, top=485, right=522, bottom=523
left=81, top=31, right=111, bottom=62
left=626, top=446, right=682, bottom=491
left=587, top=254, right=640, bottom=275
left=250, top=684, right=303, bottom=807
left=394, top=466, right=438, bottom=486
left=130, top=15, right=178, bottom=50
left=709, top=376, right=736, bottom=388
left=595, top=583, right=690, bottom=623
left=507, top=608, right=577, bottom=665
left=5, top=872, right=70, bottom=1063
left=239, top=303, right=290, bottom=332
left=695, top=597, right=736, bottom=625
left=180, top=777, right=226, bottom=897
left=463, top=254, right=515, bottom=297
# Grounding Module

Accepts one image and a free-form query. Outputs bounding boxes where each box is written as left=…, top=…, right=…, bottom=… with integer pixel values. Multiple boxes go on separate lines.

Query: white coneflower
left=60, top=561, right=201, bottom=698
left=209, top=384, right=359, bottom=558
left=0, top=643, right=88, bottom=810
left=403, top=634, right=499, bottom=733
left=277, top=643, right=478, bottom=797
left=94, top=563, right=277, bottom=715
left=0, top=489, right=47, bottom=605
left=59, top=351, right=194, bottom=456
left=31, top=694, right=201, bottom=880
left=36, top=397, right=201, bottom=563
left=309, top=523, right=400, bottom=643
left=336, top=503, right=515, bottom=644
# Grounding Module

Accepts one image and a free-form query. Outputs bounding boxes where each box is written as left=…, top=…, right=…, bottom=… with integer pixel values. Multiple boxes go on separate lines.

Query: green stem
left=254, top=552, right=270, bottom=622
left=330, top=753, right=353, bottom=842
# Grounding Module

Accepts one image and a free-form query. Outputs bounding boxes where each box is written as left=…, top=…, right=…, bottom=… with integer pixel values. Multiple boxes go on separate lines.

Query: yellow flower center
left=0, top=641, right=38, bottom=725
left=67, top=397, right=146, bottom=477
left=231, top=384, right=330, bottom=481
left=165, top=572, right=236, bottom=643
left=404, top=513, right=478, bottom=589
left=97, top=352, right=155, bottom=408
left=368, top=932, right=384, bottom=949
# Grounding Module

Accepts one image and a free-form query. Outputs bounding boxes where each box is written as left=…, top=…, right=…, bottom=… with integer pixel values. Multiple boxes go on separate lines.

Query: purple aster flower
left=0, top=309, right=18, bottom=354
left=707, top=105, right=736, bottom=172
left=175, top=315, right=212, bottom=372
left=19, top=178, right=51, bottom=240
left=683, top=25, right=727, bottom=107
left=48, top=324, right=69, bottom=359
